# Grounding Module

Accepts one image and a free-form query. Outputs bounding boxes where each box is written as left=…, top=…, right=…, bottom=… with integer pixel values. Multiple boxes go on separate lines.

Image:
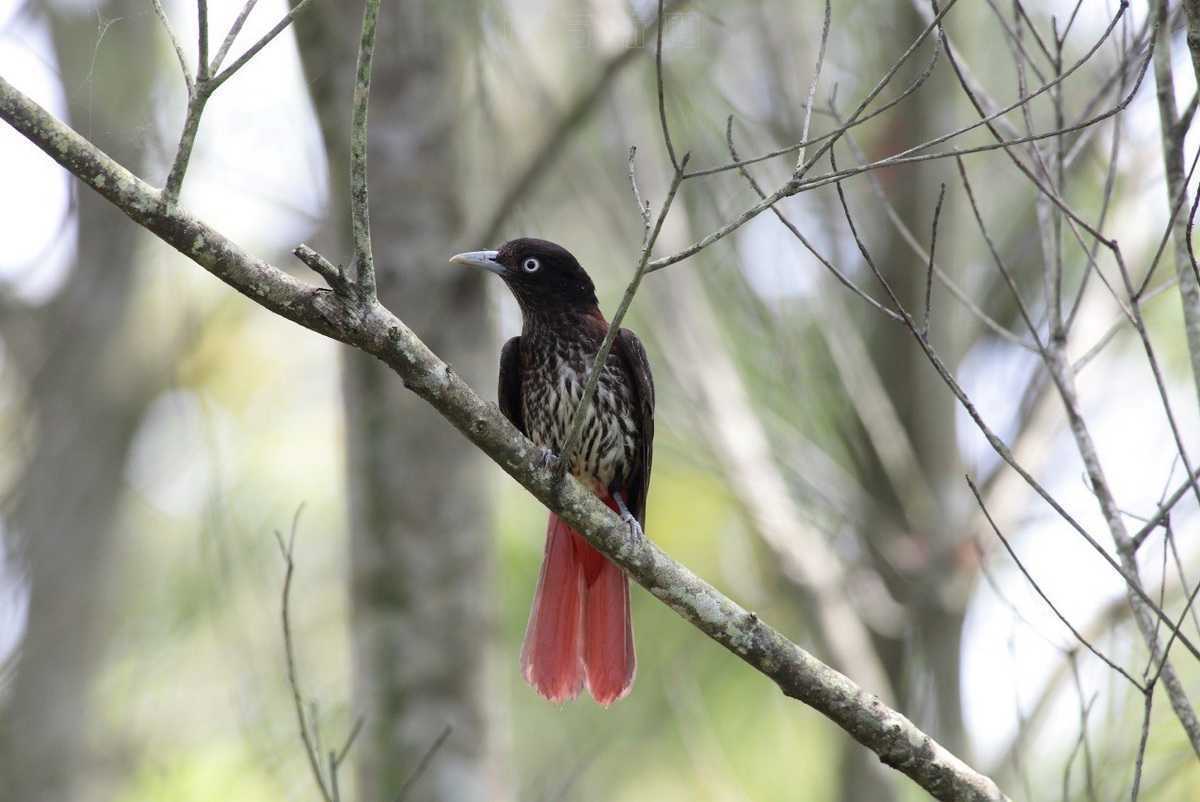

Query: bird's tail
left=520, top=498, right=636, bottom=705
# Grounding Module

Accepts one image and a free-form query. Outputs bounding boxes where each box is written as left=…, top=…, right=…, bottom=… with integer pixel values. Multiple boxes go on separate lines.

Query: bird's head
left=450, top=238, right=598, bottom=314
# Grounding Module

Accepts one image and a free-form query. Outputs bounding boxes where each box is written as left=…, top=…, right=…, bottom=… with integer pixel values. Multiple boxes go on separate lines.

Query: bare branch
left=966, top=477, right=1143, bottom=690
left=150, top=0, right=194, bottom=95
left=689, top=0, right=958, bottom=180
left=335, top=716, right=365, bottom=769
left=794, top=0, right=831, bottom=173
left=627, top=146, right=652, bottom=244
left=197, top=0, right=210, bottom=81
left=560, top=156, right=689, bottom=471
left=1130, top=685, right=1154, bottom=802
left=655, top=0, right=679, bottom=171
left=834, top=115, right=1031, bottom=347
left=208, top=0, right=318, bottom=92
left=158, top=0, right=321, bottom=205
left=725, top=118, right=901, bottom=322
left=162, top=93, right=210, bottom=206
left=395, top=725, right=453, bottom=802
left=921, top=184, right=946, bottom=338
left=272, top=506, right=334, bottom=802
left=1072, top=279, right=1177, bottom=373
left=1150, top=0, right=1200, bottom=404
left=293, top=243, right=349, bottom=295
left=938, top=13, right=1200, bottom=724
left=648, top=3, right=1142, bottom=276
left=211, top=0, right=261, bottom=75
left=349, top=0, right=380, bottom=299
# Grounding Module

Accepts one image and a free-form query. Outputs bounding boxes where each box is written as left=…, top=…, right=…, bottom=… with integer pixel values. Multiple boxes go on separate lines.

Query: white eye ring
left=522, top=257, right=541, bottom=273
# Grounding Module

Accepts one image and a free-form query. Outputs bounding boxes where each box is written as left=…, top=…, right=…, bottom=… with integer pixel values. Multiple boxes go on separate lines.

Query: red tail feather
left=520, top=513, right=585, bottom=702
left=521, top=497, right=636, bottom=705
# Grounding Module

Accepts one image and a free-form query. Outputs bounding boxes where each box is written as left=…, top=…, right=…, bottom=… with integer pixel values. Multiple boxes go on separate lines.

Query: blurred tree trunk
left=842, top=6, right=974, bottom=799
left=293, top=4, right=500, bottom=801
left=0, top=3, right=157, bottom=800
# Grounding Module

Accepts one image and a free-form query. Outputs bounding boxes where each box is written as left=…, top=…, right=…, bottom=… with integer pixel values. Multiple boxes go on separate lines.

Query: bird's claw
left=537, top=447, right=561, bottom=472
left=621, top=511, right=645, bottom=546
left=613, top=492, right=645, bottom=545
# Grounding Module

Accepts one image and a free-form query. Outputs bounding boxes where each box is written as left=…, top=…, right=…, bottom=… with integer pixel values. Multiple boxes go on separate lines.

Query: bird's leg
left=612, top=490, right=645, bottom=545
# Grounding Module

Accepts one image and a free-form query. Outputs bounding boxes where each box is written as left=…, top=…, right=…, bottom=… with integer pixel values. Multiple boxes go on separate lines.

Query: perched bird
left=451, top=238, right=654, bottom=705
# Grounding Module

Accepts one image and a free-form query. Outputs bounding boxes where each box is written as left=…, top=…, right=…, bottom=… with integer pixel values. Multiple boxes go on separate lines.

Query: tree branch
left=349, top=0, right=379, bottom=298
left=150, top=0, right=194, bottom=95
left=1151, top=0, right=1200, bottom=405
left=272, top=509, right=335, bottom=802
left=558, top=156, right=687, bottom=476
left=0, top=73, right=1011, bottom=802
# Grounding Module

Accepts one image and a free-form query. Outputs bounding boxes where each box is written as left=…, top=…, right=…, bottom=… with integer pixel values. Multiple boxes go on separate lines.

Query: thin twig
left=967, top=476, right=1143, bottom=690
left=627, top=146, right=652, bottom=244
left=335, top=716, right=365, bottom=768
left=655, top=0, right=679, bottom=171
left=349, top=0, right=380, bottom=299
left=794, top=0, right=831, bottom=173
left=395, top=725, right=453, bottom=802
left=1147, top=571, right=1200, bottom=687
left=835, top=113, right=1031, bottom=347
left=956, top=157, right=1043, bottom=347
left=726, top=118, right=901, bottom=322
left=162, top=92, right=210, bottom=206
left=1164, top=521, right=1200, bottom=638
left=1072, top=278, right=1177, bottom=373
left=690, top=0, right=1125, bottom=185
left=1149, top=0, right=1200, bottom=405
left=294, top=243, right=350, bottom=294
left=1130, top=684, right=1154, bottom=802
left=208, top=0, right=319, bottom=92
left=1066, top=63, right=1126, bottom=332
left=197, top=0, right=210, bottom=81
left=1069, top=660, right=1099, bottom=802
left=151, top=0, right=194, bottom=95
left=921, top=184, right=946, bottom=337
left=559, top=156, right=689, bottom=471
left=158, top=0, right=321, bottom=204
left=649, top=12, right=1144, bottom=276
left=689, top=0, right=958, bottom=180
left=272, top=506, right=334, bottom=802
left=211, top=0, right=261, bottom=74
left=329, top=751, right=340, bottom=802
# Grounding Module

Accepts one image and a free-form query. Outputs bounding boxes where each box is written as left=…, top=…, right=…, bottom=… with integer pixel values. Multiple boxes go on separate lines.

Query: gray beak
left=449, top=249, right=504, bottom=275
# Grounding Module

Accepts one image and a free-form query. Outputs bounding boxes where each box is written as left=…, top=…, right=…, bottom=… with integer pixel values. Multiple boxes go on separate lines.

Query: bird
left=450, top=238, right=654, bottom=705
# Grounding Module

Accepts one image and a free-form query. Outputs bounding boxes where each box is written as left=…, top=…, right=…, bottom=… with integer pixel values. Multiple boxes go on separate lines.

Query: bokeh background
left=2, top=0, right=1199, bottom=800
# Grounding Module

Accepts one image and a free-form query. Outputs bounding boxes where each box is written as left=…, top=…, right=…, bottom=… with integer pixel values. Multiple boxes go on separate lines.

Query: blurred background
left=1, top=0, right=1199, bottom=800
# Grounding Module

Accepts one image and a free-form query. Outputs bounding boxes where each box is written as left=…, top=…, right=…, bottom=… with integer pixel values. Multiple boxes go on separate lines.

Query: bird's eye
left=522, top=257, right=541, bottom=273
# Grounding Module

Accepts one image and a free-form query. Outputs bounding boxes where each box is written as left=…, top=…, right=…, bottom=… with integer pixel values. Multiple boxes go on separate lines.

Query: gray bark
left=0, top=3, right=157, bottom=800
left=1170, top=0, right=1200, bottom=406
left=293, top=3, right=499, bottom=800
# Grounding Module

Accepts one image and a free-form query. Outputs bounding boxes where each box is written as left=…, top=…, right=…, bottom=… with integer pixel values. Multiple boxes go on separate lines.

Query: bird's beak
left=449, top=250, right=504, bottom=275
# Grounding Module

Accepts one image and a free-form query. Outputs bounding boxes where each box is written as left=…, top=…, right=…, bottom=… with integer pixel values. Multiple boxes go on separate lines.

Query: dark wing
left=498, top=336, right=526, bottom=435
left=613, top=328, right=655, bottom=527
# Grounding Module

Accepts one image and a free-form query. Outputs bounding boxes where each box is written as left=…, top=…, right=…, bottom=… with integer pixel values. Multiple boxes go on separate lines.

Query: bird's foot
left=536, top=446, right=561, bottom=472
left=613, top=491, right=645, bottom=546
